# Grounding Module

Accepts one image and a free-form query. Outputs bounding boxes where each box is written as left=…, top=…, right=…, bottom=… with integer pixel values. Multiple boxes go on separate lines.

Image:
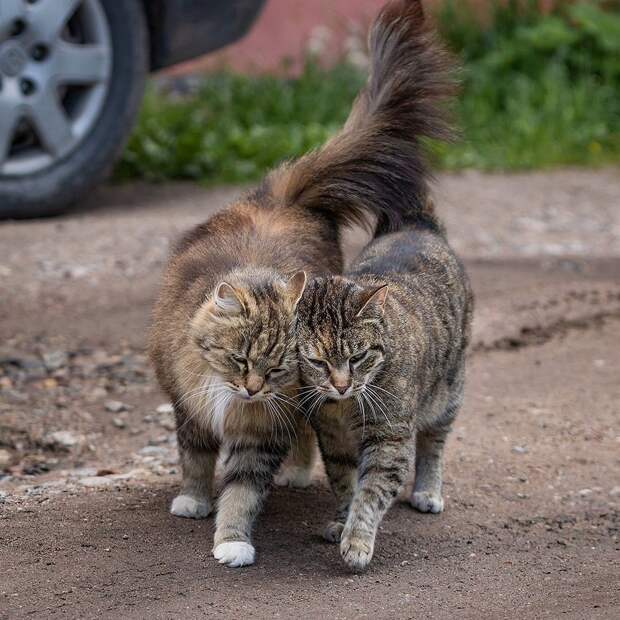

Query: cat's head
left=188, top=270, right=307, bottom=402
left=296, top=276, right=388, bottom=401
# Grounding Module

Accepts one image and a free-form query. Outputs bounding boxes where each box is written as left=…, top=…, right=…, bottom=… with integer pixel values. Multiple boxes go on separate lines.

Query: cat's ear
left=211, top=281, right=244, bottom=315
left=285, top=271, right=307, bottom=309
left=355, top=284, right=388, bottom=318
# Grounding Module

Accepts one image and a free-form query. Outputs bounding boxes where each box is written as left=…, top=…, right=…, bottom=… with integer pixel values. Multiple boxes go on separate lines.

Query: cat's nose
left=334, top=384, right=349, bottom=395
left=246, top=374, right=264, bottom=396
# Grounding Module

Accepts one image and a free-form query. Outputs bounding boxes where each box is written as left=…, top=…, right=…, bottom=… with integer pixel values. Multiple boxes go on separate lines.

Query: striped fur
left=150, top=0, right=461, bottom=569
left=295, top=1, right=473, bottom=571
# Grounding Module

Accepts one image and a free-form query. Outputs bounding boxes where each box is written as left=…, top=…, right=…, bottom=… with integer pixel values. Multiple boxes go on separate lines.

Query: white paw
left=213, top=542, right=256, bottom=568
left=274, top=465, right=313, bottom=489
left=410, top=490, right=444, bottom=513
left=170, top=494, right=212, bottom=519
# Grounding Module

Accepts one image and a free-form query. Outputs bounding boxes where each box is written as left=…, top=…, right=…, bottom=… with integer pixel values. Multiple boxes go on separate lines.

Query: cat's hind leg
left=410, top=426, right=448, bottom=513
left=410, top=392, right=461, bottom=514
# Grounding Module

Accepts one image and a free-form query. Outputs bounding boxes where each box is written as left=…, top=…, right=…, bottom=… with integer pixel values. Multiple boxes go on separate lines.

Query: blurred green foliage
left=116, top=1, right=620, bottom=183
left=436, top=0, right=620, bottom=168
left=116, top=63, right=363, bottom=183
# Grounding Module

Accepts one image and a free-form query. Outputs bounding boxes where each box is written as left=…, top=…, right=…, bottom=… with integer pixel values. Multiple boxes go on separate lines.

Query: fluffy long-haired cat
left=295, top=0, right=473, bottom=571
left=148, top=2, right=412, bottom=566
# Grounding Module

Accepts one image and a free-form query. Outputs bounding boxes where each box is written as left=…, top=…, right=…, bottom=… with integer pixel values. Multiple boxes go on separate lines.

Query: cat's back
left=351, top=225, right=473, bottom=348
left=353, top=226, right=467, bottom=293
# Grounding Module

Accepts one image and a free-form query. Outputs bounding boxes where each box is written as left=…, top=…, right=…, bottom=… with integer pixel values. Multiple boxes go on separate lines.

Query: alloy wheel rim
left=0, top=0, right=112, bottom=177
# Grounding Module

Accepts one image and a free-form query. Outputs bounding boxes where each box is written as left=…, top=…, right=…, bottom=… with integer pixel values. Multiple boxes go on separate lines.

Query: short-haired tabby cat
left=149, top=0, right=430, bottom=568
left=295, top=0, right=473, bottom=571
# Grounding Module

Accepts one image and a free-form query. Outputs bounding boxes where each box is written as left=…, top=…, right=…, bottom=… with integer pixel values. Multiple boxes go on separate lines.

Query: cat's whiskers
left=269, top=397, right=297, bottom=445
left=363, top=385, right=393, bottom=430
left=367, top=381, right=401, bottom=402
left=266, top=398, right=291, bottom=446
left=263, top=399, right=280, bottom=446
left=271, top=391, right=300, bottom=410
left=297, top=389, right=322, bottom=420
left=306, top=391, right=327, bottom=420
left=296, top=388, right=322, bottom=409
left=362, top=390, right=378, bottom=424
left=354, top=392, right=367, bottom=440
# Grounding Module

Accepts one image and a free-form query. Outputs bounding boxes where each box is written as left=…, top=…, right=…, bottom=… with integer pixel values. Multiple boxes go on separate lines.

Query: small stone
left=0, top=376, right=13, bottom=390
left=578, top=488, right=592, bottom=497
left=42, top=377, right=58, bottom=389
left=609, top=486, right=620, bottom=497
left=400, top=560, right=410, bottom=566
left=156, top=403, right=174, bottom=415
left=143, top=415, right=154, bottom=423
left=159, top=418, right=176, bottom=431
left=22, top=462, right=50, bottom=476
left=122, top=534, right=129, bottom=540
left=512, top=445, right=528, bottom=455
left=148, top=436, right=168, bottom=446
left=104, top=400, right=127, bottom=413
left=64, top=265, right=91, bottom=279
left=0, top=490, right=8, bottom=503
left=44, top=430, right=81, bottom=450
left=69, top=467, right=98, bottom=478
left=110, top=468, right=150, bottom=481
left=42, top=350, right=68, bottom=371
left=79, top=476, right=114, bottom=487
left=0, top=449, right=13, bottom=470
left=112, top=417, right=126, bottom=429
left=96, top=468, right=117, bottom=476
left=138, top=446, right=167, bottom=457
left=0, top=348, right=40, bottom=369
left=86, top=387, right=108, bottom=402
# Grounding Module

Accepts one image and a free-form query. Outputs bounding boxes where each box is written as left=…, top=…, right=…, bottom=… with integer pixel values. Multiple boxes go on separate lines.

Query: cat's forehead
left=242, top=301, right=293, bottom=359
left=302, top=278, right=355, bottom=322
left=246, top=324, right=289, bottom=361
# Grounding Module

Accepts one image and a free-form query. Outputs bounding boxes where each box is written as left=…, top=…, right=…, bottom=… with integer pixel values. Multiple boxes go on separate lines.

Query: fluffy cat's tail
left=268, top=0, right=455, bottom=235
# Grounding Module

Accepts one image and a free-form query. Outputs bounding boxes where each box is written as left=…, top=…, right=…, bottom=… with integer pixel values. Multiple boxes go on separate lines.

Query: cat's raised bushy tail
left=269, top=0, right=456, bottom=235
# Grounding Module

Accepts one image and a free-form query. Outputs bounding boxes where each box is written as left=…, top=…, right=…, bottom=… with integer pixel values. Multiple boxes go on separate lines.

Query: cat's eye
left=349, top=350, right=368, bottom=366
left=307, top=357, right=328, bottom=370
left=231, top=354, right=247, bottom=366
left=267, top=367, right=287, bottom=378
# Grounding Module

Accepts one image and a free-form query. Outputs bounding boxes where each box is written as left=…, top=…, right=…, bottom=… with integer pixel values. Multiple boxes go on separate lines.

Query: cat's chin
left=234, top=393, right=268, bottom=403
left=326, top=392, right=353, bottom=402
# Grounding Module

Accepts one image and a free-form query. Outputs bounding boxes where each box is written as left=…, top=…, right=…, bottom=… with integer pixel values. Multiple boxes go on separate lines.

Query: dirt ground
left=1, top=169, right=619, bottom=619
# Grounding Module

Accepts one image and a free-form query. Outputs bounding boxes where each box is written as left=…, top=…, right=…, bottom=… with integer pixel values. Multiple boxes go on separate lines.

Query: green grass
left=115, top=1, right=620, bottom=183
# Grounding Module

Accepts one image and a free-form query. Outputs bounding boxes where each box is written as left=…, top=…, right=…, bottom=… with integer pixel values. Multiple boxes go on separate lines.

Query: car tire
left=0, top=0, right=148, bottom=219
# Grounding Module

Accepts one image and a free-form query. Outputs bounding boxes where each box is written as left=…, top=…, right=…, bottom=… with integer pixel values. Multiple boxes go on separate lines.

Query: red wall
left=171, top=0, right=388, bottom=75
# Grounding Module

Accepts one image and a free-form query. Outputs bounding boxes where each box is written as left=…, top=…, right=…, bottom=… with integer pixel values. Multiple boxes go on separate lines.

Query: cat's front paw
left=274, top=465, right=314, bottom=489
left=340, top=531, right=375, bottom=572
left=213, top=542, right=256, bottom=568
left=410, top=490, right=444, bottom=513
left=170, top=494, right=212, bottom=519
left=323, top=521, right=345, bottom=543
